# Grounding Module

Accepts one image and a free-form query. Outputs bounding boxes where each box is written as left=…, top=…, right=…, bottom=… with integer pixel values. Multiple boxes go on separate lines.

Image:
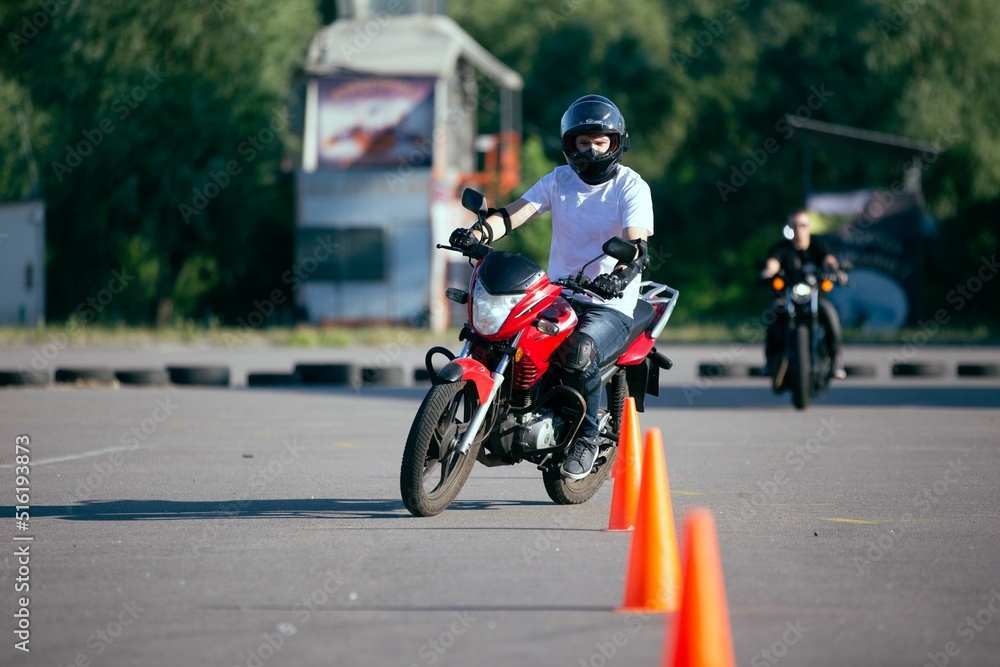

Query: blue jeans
left=571, top=302, right=632, bottom=438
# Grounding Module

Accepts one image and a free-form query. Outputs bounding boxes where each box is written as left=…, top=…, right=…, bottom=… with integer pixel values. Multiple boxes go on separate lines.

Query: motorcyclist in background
left=448, top=94, right=654, bottom=480
left=760, top=209, right=847, bottom=380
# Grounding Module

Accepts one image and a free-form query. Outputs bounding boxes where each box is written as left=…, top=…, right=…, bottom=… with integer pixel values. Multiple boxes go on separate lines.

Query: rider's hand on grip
left=591, top=272, right=624, bottom=300
left=449, top=227, right=478, bottom=249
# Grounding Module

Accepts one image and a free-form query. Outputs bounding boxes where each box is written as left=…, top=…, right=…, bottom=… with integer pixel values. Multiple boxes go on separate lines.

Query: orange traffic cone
left=664, top=508, right=735, bottom=667
left=617, top=428, right=681, bottom=613
left=606, top=397, right=642, bottom=531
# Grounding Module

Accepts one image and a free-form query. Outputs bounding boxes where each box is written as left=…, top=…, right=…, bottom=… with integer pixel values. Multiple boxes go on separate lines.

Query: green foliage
left=0, top=0, right=318, bottom=323
left=494, top=134, right=555, bottom=267
left=2, top=1, right=998, bottom=328
left=451, top=0, right=1000, bottom=325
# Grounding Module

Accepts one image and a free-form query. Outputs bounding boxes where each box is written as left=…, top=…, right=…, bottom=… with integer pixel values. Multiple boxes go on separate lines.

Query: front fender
left=436, top=358, right=493, bottom=405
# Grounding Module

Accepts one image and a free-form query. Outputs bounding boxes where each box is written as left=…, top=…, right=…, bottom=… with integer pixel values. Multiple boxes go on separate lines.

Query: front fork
left=450, top=332, right=522, bottom=456
left=785, top=295, right=819, bottom=367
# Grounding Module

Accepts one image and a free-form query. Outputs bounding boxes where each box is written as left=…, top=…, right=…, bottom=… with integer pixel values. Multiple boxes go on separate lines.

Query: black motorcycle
left=765, top=263, right=849, bottom=409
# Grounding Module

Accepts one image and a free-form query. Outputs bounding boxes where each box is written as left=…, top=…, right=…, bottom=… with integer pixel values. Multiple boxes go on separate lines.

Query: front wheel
left=791, top=324, right=811, bottom=410
left=543, top=372, right=626, bottom=505
left=400, top=381, right=483, bottom=516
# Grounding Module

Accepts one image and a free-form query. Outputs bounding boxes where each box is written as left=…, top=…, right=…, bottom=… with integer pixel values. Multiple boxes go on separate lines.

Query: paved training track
left=1, top=345, right=998, bottom=666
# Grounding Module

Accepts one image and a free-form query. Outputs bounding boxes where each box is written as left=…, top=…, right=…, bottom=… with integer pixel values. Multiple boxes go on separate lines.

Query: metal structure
left=0, top=200, right=45, bottom=326
left=787, top=116, right=940, bottom=328
left=295, top=1, right=522, bottom=330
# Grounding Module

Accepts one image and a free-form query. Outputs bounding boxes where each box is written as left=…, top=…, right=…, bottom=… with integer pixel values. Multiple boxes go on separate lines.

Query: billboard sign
left=807, top=189, right=936, bottom=330
left=315, top=76, right=434, bottom=170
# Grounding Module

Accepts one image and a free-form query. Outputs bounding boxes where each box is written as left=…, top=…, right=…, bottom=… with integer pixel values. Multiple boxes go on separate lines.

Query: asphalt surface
left=1, top=344, right=999, bottom=666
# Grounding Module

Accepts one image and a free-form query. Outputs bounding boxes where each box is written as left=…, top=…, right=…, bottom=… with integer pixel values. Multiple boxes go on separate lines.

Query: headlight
left=471, top=281, right=522, bottom=335
left=791, top=282, right=813, bottom=304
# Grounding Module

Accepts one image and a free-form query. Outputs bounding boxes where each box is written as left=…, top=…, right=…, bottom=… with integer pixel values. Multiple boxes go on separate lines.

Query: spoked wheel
left=400, top=381, right=484, bottom=517
left=543, top=371, right=626, bottom=505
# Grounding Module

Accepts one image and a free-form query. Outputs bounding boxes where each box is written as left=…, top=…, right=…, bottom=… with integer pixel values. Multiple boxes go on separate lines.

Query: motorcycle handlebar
left=436, top=242, right=491, bottom=260
left=554, top=276, right=611, bottom=302
left=761, top=269, right=850, bottom=287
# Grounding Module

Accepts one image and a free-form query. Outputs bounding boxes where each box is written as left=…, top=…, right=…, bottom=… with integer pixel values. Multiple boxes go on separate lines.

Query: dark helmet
left=560, top=94, right=630, bottom=185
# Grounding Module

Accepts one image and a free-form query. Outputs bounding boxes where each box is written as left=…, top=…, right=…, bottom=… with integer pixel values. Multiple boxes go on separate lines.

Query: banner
left=807, top=189, right=936, bottom=330
left=315, top=77, right=435, bottom=169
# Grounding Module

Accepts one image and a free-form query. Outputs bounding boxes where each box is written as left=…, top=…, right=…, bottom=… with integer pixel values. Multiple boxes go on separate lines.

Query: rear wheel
left=791, top=324, right=811, bottom=410
left=543, top=372, right=626, bottom=505
left=400, top=381, right=483, bottom=517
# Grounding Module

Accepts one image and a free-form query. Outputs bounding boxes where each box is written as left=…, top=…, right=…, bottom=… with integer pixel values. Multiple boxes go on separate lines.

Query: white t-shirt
left=521, top=165, right=655, bottom=318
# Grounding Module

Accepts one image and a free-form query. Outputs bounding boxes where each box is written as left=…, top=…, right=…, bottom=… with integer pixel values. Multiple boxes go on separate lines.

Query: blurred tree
left=1, top=0, right=996, bottom=327
left=450, top=0, right=1000, bottom=326
left=0, top=75, right=48, bottom=200
left=0, top=0, right=318, bottom=324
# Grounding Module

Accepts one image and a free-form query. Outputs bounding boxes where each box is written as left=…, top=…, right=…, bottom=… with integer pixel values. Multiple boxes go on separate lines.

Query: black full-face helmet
left=560, top=94, right=630, bottom=185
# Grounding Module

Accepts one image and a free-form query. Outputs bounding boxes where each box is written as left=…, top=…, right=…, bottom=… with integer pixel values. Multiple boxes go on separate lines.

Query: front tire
left=791, top=324, right=811, bottom=410
left=400, top=381, right=483, bottom=516
left=543, top=372, right=626, bottom=505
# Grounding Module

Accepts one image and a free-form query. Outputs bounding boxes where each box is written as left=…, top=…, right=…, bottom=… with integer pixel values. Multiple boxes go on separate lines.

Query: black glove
left=449, top=227, right=478, bottom=248
left=591, top=272, right=624, bottom=299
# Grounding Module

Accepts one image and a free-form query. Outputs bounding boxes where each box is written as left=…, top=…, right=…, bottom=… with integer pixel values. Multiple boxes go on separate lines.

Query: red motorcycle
left=399, top=189, right=679, bottom=516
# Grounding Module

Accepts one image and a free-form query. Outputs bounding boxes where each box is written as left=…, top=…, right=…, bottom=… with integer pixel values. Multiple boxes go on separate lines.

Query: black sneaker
left=561, top=435, right=600, bottom=480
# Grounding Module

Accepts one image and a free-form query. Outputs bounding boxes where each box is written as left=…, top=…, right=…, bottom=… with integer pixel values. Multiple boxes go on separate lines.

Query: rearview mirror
left=461, top=188, right=487, bottom=214
left=602, top=237, right=636, bottom=263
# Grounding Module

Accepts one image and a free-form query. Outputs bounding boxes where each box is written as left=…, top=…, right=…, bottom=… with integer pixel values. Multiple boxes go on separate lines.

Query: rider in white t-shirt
left=449, top=94, right=654, bottom=480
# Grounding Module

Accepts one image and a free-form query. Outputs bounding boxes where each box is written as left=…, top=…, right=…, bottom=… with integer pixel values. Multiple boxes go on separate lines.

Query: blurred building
left=294, top=0, right=522, bottom=330
left=0, top=200, right=45, bottom=326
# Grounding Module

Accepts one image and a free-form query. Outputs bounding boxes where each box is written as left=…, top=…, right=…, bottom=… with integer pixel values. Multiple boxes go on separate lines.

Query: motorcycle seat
left=604, top=299, right=657, bottom=364
left=631, top=299, right=656, bottom=334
